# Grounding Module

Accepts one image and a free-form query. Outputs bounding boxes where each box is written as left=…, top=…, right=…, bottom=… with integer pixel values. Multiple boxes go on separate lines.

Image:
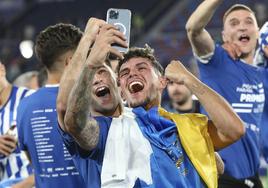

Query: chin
left=129, top=99, right=146, bottom=108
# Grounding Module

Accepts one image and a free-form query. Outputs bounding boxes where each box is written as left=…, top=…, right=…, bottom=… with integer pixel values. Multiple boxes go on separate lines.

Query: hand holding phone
left=106, top=8, right=131, bottom=53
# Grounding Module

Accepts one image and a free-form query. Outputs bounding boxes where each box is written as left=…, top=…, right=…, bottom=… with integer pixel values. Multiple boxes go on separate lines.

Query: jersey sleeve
left=57, top=116, right=112, bottom=161
left=17, top=99, right=27, bottom=151
left=196, top=44, right=230, bottom=76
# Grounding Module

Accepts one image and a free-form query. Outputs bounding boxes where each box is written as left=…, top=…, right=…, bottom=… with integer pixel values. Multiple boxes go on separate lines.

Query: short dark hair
left=35, top=23, right=82, bottom=70
left=117, top=44, right=164, bottom=75
left=223, top=4, right=256, bottom=24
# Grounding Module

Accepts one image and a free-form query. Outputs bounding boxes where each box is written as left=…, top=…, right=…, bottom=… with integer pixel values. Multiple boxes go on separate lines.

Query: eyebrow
left=136, top=62, right=149, bottom=67
left=229, top=16, right=254, bottom=23
left=119, top=62, right=149, bottom=73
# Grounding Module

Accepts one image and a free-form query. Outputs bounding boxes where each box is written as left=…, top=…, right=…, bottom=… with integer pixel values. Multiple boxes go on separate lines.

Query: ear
left=159, top=76, right=167, bottom=90
left=120, top=90, right=126, bottom=101
left=222, top=30, right=227, bottom=43
left=117, top=78, right=120, bottom=87
left=65, top=55, right=72, bottom=67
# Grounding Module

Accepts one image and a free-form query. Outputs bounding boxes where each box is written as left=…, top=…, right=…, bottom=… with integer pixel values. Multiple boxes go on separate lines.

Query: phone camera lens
left=109, top=10, right=119, bottom=19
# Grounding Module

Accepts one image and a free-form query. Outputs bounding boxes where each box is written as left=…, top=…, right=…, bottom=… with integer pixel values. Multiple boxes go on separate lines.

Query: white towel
left=101, top=107, right=153, bottom=188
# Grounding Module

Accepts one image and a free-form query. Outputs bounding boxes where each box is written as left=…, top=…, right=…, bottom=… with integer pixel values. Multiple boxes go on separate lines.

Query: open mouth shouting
left=238, top=34, right=250, bottom=43
left=128, top=81, right=144, bottom=94
left=95, top=86, right=111, bottom=98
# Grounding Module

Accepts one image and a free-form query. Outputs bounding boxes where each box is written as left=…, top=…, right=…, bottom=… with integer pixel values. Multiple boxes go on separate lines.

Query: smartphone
left=106, top=8, right=131, bottom=53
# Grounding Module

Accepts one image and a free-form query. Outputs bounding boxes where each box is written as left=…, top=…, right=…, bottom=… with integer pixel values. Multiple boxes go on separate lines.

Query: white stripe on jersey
left=2, top=101, right=11, bottom=134
left=0, top=86, right=33, bottom=181
left=13, top=87, right=32, bottom=124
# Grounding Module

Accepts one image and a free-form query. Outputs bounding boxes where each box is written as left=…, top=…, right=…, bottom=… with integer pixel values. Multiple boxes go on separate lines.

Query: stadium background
left=0, top=0, right=267, bottom=186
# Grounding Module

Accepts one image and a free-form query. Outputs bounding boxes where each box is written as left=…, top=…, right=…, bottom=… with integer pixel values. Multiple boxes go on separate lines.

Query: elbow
left=56, top=100, right=67, bottom=130
left=185, top=21, right=193, bottom=34
left=185, top=22, right=199, bottom=37
left=236, top=120, right=246, bottom=139
left=228, top=119, right=245, bottom=142
left=63, top=111, right=77, bottom=135
left=56, top=99, right=67, bottom=117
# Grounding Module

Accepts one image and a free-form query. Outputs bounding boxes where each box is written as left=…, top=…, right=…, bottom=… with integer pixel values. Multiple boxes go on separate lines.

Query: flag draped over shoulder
left=159, top=107, right=217, bottom=188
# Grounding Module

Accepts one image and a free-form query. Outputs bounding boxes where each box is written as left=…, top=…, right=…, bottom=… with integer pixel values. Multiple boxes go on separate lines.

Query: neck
left=46, top=72, right=62, bottom=85
left=0, top=83, right=12, bottom=107
left=241, top=51, right=254, bottom=65
left=172, top=98, right=193, bottom=112
left=144, top=96, right=160, bottom=111
left=92, top=104, right=123, bottom=118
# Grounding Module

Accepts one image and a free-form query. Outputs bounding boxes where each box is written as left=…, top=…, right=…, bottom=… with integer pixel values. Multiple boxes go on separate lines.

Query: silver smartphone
left=106, top=8, right=131, bottom=53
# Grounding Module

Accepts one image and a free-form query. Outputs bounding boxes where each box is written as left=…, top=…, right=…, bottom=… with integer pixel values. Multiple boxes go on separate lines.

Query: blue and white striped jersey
left=0, top=86, right=33, bottom=181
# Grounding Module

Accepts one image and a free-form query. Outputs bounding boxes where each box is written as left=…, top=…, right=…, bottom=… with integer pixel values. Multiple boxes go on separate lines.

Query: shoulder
left=159, top=107, right=208, bottom=126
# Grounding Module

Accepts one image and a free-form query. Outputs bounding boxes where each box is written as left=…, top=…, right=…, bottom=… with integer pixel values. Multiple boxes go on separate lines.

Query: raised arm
left=165, top=61, right=245, bottom=150
left=185, top=0, right=223, bottom=57
left=56, top=18, right=105, bottom=130
left=63, top=24, right=127, bottom=150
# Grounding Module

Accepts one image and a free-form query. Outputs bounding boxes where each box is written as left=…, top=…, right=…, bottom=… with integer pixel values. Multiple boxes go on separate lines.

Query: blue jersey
left=260, top=68, right=268, bottom=163
left=197, top=45, right=266, bottom=179
left=59, top=106, right=205, bottom=188
left=17, top=86, right=85, bottom=188
left=0, top=86, right=33, bottom=181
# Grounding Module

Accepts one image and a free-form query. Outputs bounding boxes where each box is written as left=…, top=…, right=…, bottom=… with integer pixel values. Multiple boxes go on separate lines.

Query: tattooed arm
left=165, top=61, right=245, bottom=150
left=57, top=18, right=106, bottom=131
left=63, top=24, right=127, bottom=150
left=64, top=65, right=100, bottom=150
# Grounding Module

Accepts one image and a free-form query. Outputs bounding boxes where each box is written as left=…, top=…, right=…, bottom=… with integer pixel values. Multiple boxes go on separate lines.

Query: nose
left=93, top=74, right=103, bottom=85
left=128, top=67, right=139, bottom=78
left=238, top=22, right=247, bottom=31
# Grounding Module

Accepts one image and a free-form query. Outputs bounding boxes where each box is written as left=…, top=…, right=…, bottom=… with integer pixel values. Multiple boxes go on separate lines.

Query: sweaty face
left=223, top=9, right=259, bottom=56
left=118, top=57, right=164, bottom=109
left=91, top=66, right=121, bottom=116
left=167, top=81, right=191, bottom=105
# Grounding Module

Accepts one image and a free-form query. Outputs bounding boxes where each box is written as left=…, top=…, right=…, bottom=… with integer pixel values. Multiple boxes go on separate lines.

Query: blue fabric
left=60, top=106, right=204, bottom=188
left=197, top=45, right=266, bottom=179
left=17, top=86, right=85, bottom=188
left=0, top=86, right=32, bottom=181
left=260, top=68, right=268, bottom=163
left=0, top=177, right=23, bottom=188
left=58, top=116, right=111, bottom=188
left=133, top=107, right=204, bottom=188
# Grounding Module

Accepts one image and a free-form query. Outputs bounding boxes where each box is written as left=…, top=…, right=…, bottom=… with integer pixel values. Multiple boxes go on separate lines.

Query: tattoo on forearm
left=66, top=65, right=99, bottom=150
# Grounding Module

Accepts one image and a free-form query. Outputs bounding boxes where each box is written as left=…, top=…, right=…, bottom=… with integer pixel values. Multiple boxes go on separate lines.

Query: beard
left=91, top=97, right=119, bottom=117
left=128, top=96, right=151, bottom=108
left=174, top=95, right=189, bottom=106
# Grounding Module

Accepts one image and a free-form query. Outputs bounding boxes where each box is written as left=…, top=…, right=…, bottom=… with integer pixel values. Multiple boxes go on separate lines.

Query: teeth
left=96, top=86, right=106, bottom=92
left=130, top=81, right=143, bottom=88
left=95, top=86, right=110, bottom=97
left=128, top=81, right=144, bottom=93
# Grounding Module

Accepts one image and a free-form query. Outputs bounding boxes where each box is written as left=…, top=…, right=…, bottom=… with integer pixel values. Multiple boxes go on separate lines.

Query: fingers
left=109, top=47, right=124, bottom=60
left=0, top=135, right=17, bottom=156
left=222, top=42, right=241, bottom=60
left=84, top=17, right=106, bottom=34
left=99, top=24, right=127, bottom=41
left=97, top=24, right=127, bottom=49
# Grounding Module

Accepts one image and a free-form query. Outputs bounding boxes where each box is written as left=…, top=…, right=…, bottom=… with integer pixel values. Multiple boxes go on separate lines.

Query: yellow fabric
left=158, top=107, right=217, bottom=188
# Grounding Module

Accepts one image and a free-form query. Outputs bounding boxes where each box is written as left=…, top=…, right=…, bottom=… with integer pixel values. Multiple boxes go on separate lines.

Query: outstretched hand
left=86, top=23, right=127, bottom=68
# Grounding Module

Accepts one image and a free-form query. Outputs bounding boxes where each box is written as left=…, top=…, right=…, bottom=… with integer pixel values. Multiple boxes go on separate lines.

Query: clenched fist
left=165, top=60, right=192, bottom=85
